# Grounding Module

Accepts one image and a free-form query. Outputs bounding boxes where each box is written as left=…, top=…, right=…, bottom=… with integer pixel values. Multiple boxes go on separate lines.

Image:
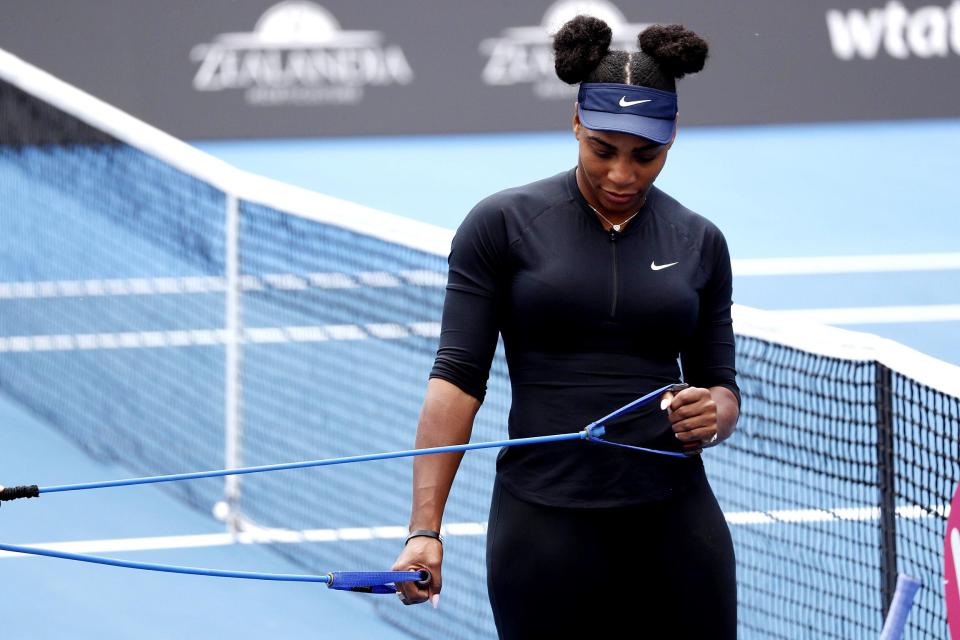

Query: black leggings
left=485, top=476, right=736, bottom=639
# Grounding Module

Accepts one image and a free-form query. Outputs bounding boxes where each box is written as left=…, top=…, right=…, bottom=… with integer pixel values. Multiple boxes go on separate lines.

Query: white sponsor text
left=826, top=1, right=960, bottom=59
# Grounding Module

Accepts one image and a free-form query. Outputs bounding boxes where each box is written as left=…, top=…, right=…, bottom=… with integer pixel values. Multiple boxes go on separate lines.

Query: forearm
left=408, top=377, right=482, bottom=531
left=709, top=385, right=739, bottom=443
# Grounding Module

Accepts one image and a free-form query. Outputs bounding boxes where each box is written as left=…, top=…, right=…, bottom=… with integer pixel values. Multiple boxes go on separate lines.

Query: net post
left=224, top=192, right=243, bottom=533
left=876, top=363, right=897, bottom=617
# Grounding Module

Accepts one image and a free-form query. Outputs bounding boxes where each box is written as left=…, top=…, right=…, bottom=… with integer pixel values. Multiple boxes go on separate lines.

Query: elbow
left=429, top=356, right=488, bottom=403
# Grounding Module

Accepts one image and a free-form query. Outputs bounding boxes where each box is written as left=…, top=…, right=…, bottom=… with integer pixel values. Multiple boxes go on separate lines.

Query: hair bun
left=553, top=16, right=613, bottom=84
left=638, top=24, right=708, bottom=79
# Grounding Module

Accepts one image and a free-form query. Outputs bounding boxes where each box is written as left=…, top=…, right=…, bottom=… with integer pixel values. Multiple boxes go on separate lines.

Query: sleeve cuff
left=428, top=372, right=486, bottom=403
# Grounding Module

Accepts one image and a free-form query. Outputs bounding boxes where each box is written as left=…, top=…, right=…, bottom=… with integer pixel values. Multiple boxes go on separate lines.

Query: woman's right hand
left=391, top=536, right=443, bottom=607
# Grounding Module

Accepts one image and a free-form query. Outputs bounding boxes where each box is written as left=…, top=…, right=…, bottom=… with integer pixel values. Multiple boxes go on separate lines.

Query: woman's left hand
left=660, top=386, right=720, bottom=453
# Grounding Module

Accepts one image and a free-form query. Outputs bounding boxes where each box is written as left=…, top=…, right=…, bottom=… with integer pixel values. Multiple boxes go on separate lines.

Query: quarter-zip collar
left=564, top=167, right=655, bottom=237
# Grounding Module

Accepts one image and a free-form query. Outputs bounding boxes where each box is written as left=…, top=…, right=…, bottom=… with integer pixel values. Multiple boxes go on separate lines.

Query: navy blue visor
left=577, top=83, right=678, bottom=144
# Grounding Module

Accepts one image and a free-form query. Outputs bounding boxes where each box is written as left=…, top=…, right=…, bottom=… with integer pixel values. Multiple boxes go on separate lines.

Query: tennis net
left=1, top=48, right=958, bottom=639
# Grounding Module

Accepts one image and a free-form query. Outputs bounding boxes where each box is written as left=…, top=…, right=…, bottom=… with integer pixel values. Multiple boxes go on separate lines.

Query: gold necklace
left=587, top=203, right=643, bottom=232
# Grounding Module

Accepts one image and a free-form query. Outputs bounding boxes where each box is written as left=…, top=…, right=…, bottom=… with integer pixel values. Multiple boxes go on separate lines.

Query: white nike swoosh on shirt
left=650, top=261, right=679, bottom=271
left=619, top=97, right=652, bottom=107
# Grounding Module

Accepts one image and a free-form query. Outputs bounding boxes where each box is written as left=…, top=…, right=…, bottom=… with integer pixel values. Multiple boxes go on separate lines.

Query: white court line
left=765, top=304, right=960, bottom=325
left=0, top=322, right=442, bottom=353
left=724, top=503, right=951, bottom=525
left=732, top=252, right=960, bottom=276
left=0, top=271, right=447, bottom=300
left=1, top=504, right=948, bottom=559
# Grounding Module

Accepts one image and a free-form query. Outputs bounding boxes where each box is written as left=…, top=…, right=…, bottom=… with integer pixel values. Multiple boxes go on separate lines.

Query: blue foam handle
left=327, top=570, right=429, bottom=594
left=879, top=573, right=922, bottom=640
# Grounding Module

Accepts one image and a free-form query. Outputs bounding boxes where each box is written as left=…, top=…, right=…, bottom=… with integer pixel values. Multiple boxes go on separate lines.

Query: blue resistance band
left=1, top=383, right=690, bottom=501
left=0, top=383, right=690, bottom=590
left=0, top=541, right=425, bottom=593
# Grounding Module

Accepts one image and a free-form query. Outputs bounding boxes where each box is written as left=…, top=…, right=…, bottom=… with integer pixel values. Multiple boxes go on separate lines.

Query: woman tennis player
left=393, top=16, right=739, bottom=638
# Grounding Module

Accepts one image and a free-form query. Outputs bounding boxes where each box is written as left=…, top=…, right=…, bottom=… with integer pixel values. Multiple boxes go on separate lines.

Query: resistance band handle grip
left=0, top=485, right=40, bottom=503
left=326, top=570, right=430, bottom=594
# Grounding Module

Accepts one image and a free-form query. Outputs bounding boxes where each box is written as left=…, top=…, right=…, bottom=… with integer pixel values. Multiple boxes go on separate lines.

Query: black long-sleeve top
left=430, top=168, right=739, bottom=507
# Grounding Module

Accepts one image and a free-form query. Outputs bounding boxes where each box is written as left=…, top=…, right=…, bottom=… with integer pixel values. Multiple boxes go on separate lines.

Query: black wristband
left=405, top=529, right=443, bottom=546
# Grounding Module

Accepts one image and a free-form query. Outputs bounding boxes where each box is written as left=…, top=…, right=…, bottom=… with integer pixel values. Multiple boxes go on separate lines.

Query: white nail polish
left=660, top=397, right=670, bottom=410
left=430, top=593, right=440, bottom=609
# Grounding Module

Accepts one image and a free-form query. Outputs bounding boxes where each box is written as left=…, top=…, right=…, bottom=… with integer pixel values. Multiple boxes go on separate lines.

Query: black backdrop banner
left=2, top=0, right=958, bottom=139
